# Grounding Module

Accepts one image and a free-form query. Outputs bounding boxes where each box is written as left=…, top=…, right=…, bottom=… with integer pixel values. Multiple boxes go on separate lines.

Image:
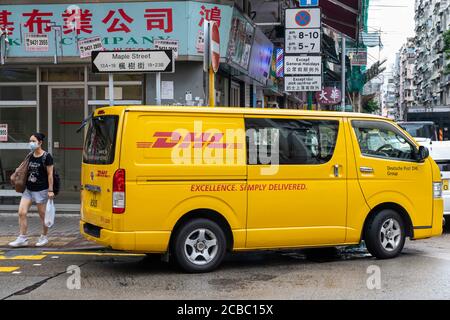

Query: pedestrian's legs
left=18, top=197, right=32, bottom=235
left=36, top=202, right=49, bottom=236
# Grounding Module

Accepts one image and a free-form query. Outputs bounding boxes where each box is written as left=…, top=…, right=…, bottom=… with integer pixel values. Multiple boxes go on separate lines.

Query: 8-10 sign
left=285, top=28, right=321, bottom=54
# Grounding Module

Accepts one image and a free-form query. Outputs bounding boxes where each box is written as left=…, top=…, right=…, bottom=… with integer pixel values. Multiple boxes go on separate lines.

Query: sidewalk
left=0, top=213, right=101, bottom=250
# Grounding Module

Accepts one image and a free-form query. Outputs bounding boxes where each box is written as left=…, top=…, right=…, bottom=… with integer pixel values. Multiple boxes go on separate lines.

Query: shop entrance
left=48, top=86, right=85, bottom=204
left=231, top=81, right=240, bottom=107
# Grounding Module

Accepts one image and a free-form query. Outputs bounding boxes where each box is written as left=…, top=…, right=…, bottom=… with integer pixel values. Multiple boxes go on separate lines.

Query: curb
left=0, top=213, right=80, bottom=218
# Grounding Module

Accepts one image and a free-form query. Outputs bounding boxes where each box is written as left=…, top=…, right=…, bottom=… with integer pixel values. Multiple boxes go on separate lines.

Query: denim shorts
left=22, top=189, right=48, bottom=204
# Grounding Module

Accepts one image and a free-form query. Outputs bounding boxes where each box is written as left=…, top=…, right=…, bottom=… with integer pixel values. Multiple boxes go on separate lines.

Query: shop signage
left=24, top=33, right=49, bottom=52
left=349, top=50, right=368, bottom=66
left=284, top=55, right=321, bottom=75
left=91, top=50, right=174, bottom=73
left=0, top=2, right=233, bottom=58
left=315, top=87, right=341, bottom=105
left=284, top=76, right=322, bottom=92
left=226, top=9, right=254, bottom=70
left=154, top=39, right=179, bottom=58
left=0, top=124, right=7, bottom=142
left=285, top=28, right=321, bottom=54
left=78, top=36, right=103, bottom=58
left=276, top=48, right=284, bottom=77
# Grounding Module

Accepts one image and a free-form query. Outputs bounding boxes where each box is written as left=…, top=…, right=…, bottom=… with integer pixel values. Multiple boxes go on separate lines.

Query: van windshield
left=83, top=115, right=119, bottom=165
left=398, top=122, right=437, bottom=141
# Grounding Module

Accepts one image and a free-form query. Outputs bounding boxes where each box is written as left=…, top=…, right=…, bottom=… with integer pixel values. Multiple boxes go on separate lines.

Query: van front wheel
left=365, top=209, right=406, bottom=259
left=172, top=218, right=226, bottom=273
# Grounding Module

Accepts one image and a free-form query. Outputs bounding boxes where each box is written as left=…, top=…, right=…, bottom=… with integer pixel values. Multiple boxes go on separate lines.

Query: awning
left=320, top=0, right=362, bottom=40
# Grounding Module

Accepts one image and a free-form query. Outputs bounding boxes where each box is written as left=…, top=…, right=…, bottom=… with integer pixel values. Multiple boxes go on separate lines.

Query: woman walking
left=9, top=133, right=54, bottom=247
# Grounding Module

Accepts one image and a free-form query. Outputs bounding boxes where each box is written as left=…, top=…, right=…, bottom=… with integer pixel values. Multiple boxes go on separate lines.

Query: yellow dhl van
left=80, top=106, right=443, bottom=273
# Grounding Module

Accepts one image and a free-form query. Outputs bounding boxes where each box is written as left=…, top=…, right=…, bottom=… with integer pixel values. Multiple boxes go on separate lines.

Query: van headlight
left=433, top=182, right=443, bottom=198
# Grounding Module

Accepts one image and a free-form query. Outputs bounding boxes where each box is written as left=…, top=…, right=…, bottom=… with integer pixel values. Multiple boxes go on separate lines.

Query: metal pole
left=156, top=72, right=161, bottom=105
left=108, top=73, right=114, bottom=106
left=209, top=67, right=215, bottom=107
left=341, top=35, right=346, bottom=111
left=203, top=21, right=210, bottom=106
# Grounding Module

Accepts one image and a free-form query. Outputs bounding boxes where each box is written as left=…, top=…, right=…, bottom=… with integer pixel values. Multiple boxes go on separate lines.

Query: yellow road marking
left=0, top=267, right=20, bottom=272
left=0, top=255, right=47, bottom=261
left=42, top=251, right=146, bottom=257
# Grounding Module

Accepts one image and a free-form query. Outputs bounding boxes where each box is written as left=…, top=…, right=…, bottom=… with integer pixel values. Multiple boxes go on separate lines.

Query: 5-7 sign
left=285, top=28, right=321, bottom=54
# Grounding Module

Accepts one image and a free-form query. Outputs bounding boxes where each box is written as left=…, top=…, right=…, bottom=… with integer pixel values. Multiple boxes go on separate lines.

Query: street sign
left=284, top=55, right=321, bottom=75
left=285, top=28, right=321, bottom=54
left=348, top=50, right=368, bottom=66
left=285, top=76, right=322, bottom=92
left=298, top=0, right=319, bottom=6
left=210, top=22, right=220, bottom=73
left=285, top=8, right=321, bottom=29
left=91, top=50, right=174, bottom=73
left=154, top=39, right=179, bottom=59
left=78, top=36, right=103, bottom=59
left=25, top=33, right=49, bottom=52
left=0, top=124, right=7, bottom=142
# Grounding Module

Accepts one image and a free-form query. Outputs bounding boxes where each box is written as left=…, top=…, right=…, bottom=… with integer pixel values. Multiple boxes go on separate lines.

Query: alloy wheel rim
left=184, top=228, right=218, bottom=265
left=380, top=218, right=402, bottom=252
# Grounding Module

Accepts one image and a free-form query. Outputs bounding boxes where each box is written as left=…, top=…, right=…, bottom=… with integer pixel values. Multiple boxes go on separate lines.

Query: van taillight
left=113, top=169, right=125, bottom=214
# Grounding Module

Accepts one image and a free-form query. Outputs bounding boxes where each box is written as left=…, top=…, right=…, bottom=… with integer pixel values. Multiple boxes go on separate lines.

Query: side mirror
left=418, top=146, right=429, bottom=161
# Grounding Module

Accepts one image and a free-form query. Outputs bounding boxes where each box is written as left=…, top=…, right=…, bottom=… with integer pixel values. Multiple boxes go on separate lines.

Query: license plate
left=443, top=179, right=449, bottom=192
left=89, top=192, right=98, bottom=208
left=90, top=198, right=98, bottom=208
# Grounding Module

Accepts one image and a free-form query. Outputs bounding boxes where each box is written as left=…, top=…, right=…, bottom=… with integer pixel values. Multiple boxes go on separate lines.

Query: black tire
left=364, top=209, right=406, bottom=259
left=172, top=218, right=227, bottom=273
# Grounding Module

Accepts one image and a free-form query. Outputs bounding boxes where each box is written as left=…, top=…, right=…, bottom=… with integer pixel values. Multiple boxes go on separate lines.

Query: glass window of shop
left=0, top=67, right=38, bottom=195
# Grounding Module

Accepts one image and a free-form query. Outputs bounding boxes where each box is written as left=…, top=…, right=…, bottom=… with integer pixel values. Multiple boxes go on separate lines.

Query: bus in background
left=398, top=121, right=450, bottom=223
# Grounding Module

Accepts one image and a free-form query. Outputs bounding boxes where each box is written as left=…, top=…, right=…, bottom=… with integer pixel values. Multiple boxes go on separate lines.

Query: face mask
left=29, top=142, right=38, bottom=151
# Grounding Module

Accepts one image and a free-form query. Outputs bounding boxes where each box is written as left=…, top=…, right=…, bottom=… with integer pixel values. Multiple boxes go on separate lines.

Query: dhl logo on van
left=137, top=132, right=243, bottom=149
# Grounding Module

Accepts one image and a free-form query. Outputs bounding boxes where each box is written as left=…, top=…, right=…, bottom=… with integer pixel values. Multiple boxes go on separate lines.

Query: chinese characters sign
left=315, top=87, right=341, bottom=105
left=0, top=2, right=232, bottom=58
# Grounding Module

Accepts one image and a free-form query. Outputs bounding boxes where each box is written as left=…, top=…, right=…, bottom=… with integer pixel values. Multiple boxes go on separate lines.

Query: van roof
left=98, top=105, right=391, bottom=120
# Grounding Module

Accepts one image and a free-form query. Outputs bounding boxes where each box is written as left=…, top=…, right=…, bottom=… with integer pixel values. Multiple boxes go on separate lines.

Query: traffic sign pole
left=156, top=72, right=161, bottom=106
left=109, top=73, right=114, bottom=106
left=341, top=35, right=346, bottom=111
left=209, top=67, right=215, bottom=107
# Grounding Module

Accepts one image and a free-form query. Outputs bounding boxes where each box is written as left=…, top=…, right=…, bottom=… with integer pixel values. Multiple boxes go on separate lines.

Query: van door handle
left=334, top=165, right=340, bottom=177
left=360, top=166, right=374, bottom=174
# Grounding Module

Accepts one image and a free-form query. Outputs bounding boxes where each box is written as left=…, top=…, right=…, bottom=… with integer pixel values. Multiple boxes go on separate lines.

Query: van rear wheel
left=365, top=209, right=406, bottom=259
left=172, top=218, right=226, bottom=273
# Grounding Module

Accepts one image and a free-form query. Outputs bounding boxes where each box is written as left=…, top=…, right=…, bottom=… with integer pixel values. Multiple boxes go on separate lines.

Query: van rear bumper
left=80, top=221, right=170, bottom=253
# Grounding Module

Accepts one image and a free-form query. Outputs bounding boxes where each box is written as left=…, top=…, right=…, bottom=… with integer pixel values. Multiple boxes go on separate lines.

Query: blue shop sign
left=0, top=1, right=232, bottom=58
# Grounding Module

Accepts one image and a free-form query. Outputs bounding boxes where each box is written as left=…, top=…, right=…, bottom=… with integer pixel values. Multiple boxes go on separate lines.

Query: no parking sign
left=285, top=8, right=321, bottom=29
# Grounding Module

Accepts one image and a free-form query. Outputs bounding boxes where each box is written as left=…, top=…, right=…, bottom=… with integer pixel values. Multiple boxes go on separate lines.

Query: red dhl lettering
left=136, top=131, right=243, bottom=149
left=96, top=170, right=110, bottom=178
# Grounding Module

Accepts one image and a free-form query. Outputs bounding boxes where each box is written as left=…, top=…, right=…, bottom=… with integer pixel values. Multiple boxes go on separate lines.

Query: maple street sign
left=91, top=50, right=174, bottom=73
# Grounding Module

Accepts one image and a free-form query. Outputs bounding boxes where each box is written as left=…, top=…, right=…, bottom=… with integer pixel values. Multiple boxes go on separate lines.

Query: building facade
left=395, top=38, right=417, bottom=120
left=411, top=0, right=450, bottom=139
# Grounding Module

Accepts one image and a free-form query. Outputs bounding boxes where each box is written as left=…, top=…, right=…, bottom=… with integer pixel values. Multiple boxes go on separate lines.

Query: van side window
left=245, top=118, right=339, bottom=165
left=352, top=120, right=417, bottom=161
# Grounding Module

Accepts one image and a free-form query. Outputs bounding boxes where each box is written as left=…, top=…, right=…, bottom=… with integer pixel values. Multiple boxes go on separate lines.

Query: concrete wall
left=146, top=62, right=205, bottom=106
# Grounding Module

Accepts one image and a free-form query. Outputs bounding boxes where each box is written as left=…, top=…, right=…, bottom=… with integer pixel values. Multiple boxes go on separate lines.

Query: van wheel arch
left=362, top=203, right=414, bottom=241
left=170, top=209, right=234, bottom=252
